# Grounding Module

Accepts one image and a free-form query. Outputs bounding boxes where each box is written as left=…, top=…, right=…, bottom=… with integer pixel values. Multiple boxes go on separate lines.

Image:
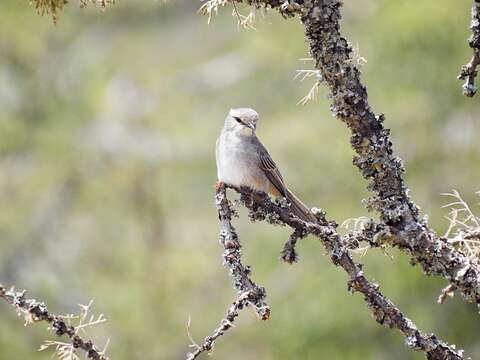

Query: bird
left=216, top=107, right=316, bottom=223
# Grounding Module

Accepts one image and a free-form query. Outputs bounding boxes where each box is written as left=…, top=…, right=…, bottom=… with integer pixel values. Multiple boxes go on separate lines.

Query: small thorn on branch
left=438, top=284, right=456, bottom=304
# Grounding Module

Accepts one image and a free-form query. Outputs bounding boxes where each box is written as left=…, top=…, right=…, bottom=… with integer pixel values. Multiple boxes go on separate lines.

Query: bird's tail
left=285, top=188, right=317, bottom=223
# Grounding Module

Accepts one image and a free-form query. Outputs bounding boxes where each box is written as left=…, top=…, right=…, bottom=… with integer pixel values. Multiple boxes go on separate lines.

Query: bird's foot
left=215, top=181, right=225, bottom=192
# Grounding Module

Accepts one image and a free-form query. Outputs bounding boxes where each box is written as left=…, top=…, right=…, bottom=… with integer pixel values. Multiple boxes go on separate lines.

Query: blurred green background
left=0, top=1, right=479, bottom=359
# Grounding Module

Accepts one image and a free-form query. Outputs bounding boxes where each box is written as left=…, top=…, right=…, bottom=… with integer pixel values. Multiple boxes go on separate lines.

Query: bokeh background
left=1, top=1, right=479, bottom=359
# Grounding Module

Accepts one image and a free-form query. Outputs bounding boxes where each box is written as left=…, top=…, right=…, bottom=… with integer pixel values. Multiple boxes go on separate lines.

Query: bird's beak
left=247, top=123, right=256, bottom=130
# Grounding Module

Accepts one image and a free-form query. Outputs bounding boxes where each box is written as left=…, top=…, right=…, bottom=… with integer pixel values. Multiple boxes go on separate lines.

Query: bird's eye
left=233, top=116, right=243, bottom=124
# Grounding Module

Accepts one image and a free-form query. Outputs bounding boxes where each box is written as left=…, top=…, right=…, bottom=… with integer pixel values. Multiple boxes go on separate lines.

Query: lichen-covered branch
left=215, top=183, right=270, bottom=319
left=0, top=284, right=109, bottom=360
left=186, top=183, right=270, bottom=360
left=458, top=0, right=480, bottom=97
left=227, top=0, right=480, bottom=308
left=225, top=184, right=465, bottom=360
left=186, top=290, right=260, bottom=360
left=299, top=0, right=480, bottom=307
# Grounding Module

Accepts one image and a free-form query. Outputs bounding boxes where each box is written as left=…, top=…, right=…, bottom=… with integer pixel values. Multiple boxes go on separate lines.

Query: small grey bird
left=216, top=108, right=316, bottom=222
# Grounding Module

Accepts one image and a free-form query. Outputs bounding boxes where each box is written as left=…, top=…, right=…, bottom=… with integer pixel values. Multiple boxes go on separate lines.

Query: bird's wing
left=256, top=139, right=287, bottom=197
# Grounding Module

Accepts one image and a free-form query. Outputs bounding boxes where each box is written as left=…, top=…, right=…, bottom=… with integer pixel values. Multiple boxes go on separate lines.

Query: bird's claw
left=215, top=181, right=225, bottom=192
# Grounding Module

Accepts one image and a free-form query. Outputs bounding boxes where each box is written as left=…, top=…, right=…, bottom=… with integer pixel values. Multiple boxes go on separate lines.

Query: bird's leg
left=215, top=182, right=226, bottom=221
left=215, top=181, right=225, bottom=192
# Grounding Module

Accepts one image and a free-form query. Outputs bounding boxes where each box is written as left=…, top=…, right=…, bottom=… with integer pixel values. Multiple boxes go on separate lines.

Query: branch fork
left=189, top=185, right=466, bottom=360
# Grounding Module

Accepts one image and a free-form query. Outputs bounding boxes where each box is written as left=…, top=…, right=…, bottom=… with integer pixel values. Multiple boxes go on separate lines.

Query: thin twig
left=30, top=0, right=114, bottom=23
left=0, top=284, right=109, bottom=360
left=186, top=290, right=259, bottom=360
left=280, top=227, right=306, bottom=263
left=442, top=191, right=480, bottom=267
left=438, top=284, right=457, bottom=304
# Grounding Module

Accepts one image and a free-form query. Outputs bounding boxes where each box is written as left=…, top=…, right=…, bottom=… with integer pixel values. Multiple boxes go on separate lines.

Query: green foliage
left=0, top=1, right=479, bottom=359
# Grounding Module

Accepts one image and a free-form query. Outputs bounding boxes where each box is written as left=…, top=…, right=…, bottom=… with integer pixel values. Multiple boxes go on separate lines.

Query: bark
left=197, top=185, right=465, bottom=360
left=0, top=284, right=109, bottom=360
left=242, top=0, right=480, bottom=308
left=458, top=0, right=480, bottom=97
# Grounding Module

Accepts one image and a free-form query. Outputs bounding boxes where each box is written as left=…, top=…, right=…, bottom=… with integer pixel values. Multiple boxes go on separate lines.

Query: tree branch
left=300, top=0, right=480, bottom=307
left=232, top=0, right=480, bottom=308
left=215, top=183, right=270, bottom=320
left=0, top=284, right=109, bottom=360
left=458, top=0, right=480, bottom=97
left=186, top=290, right=261, bottom=360
left=208, top=184, right=465, bottom=360
left=186, top=183, right=270, bottom=360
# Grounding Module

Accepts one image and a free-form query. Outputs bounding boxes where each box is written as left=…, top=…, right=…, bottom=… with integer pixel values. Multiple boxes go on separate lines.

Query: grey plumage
left=216, top=108, right=316, bottom=223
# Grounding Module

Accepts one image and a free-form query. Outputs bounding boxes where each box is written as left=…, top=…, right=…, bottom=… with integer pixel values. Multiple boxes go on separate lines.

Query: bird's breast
left=216, top=133, right=269, bottom=192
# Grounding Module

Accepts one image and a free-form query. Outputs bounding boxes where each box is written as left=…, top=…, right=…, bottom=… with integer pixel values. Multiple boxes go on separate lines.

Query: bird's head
left=224, top=108, right=259, bottom=135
